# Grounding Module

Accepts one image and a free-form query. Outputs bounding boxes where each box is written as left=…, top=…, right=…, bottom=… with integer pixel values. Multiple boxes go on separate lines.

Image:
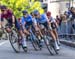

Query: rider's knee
left=35, top=27, right=39, bottom=32
left=19, top=30, right=23, bottom=35
left=23, top=29, right=30, bottom=35
left=6, top=28, right=11, bottom=33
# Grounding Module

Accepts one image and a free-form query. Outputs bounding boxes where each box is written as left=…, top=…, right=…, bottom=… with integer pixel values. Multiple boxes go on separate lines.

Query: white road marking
left=0, top=41, right=8, bottom=46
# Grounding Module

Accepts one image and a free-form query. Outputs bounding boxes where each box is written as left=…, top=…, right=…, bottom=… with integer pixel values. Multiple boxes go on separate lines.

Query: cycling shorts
left=25, top=21, right=33, bottom=30
left=39, top=22, right=49, bottom=30
left=51, top=22, right=56, bottom=29
left=5, top=18, right=21, bottom=31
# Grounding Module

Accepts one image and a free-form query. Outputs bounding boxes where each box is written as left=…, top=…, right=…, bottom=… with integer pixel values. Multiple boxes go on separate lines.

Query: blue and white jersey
left=49, top=16, right=56, bottom=23
left=32, top=17, right=37, bottom=25
left=36, top=14, right=48, bottom=24
left=21, top=15, right=32, bottom=25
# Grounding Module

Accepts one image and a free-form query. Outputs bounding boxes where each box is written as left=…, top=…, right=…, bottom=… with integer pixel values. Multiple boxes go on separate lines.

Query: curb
left=60, top=40, right=75, bottom=47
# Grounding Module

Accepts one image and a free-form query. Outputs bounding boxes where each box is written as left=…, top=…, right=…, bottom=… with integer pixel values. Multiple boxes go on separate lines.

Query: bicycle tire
left=30, top=33, right=39, bottom=51
left=9, top=30, right=20, bottom=53
left=43, top=36, right=53, bottom=55
left=30, top=29, right=41, bottom=51
left=46, top=36, right=58, bottom=55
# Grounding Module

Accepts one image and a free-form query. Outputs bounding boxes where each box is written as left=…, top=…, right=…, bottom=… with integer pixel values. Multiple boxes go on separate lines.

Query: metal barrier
left=57, top=19, right=75, bottom=41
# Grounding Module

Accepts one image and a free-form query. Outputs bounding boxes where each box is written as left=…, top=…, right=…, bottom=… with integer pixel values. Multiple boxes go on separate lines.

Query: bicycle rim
left=43, top=36, right=53, bottom=55
left=30, top=35, right=39, bottom=51
left=47, top=36, right=59, bottom=55
left=9, top=32, right=20, bottom=53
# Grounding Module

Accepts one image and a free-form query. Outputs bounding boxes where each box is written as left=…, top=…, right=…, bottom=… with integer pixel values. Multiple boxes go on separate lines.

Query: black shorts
left=40, top=22, right=49, bottom=30
left=25, top=21, right=33, bottom=30
left=5, top=18, right=21, bottom=30
left=51, top=22, right=56, bottom=29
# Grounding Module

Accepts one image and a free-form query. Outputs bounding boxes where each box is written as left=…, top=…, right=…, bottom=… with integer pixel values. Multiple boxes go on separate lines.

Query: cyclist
left=21, top=10, right=38, bottom=49
left=1, top=5, right=18, bottom=31
left=30, top=12, right=39, bottom=32
left=30, top=12, right=43, bottom=47
left=1, top=5, right=29, bottom=51
left=33, top=10, right=60, bottom=50
left=46, top=11, right=60, bottom=46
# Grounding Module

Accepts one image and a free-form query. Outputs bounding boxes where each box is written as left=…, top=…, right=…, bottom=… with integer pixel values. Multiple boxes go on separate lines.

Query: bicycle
left=7, top=26, right=27, bottom=53
left=28, top=26, right=42, bottom=51
left=9, top=24, right=42, bottom=52
left=40, top=24, right=59, bottom=55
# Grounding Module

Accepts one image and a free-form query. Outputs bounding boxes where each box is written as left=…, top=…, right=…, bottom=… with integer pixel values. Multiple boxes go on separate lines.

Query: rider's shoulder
left=28, top=15, right=32, bottom=19
left=28, top=14, right=32, bottom=17
left=41, top=13, right=46, bottom=16
left=21, top=16, right=25, bottom=20
left=41, top=13, right=47, bottom=18
left=7, top=9, right=13, bottom=14
left=41, top=13, right=45, bottom=16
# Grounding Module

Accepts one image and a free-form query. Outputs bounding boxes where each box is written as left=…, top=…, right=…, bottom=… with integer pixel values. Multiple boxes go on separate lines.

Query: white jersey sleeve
left=50, top=17, right=56, bottom=23
left=32, top=18, right=37, bottom=25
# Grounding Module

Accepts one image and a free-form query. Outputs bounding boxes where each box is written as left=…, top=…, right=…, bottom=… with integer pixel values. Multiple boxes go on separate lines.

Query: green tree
left=0, top=0, right=44, bottom=18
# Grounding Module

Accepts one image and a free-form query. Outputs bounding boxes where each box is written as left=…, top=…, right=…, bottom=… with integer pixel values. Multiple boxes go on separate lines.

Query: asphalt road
left=0, top=40, right=75, bottom=59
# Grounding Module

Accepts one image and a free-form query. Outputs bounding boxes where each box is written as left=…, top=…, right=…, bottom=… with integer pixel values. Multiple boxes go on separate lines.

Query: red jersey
left=1, top=9, right=13, bottom=19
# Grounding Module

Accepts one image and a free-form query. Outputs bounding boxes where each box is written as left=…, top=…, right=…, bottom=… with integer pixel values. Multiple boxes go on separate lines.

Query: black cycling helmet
left=30, top=11, right=34, bottom=16
left=22, top=10, right=28, bottom=15
left=33, top=10, right=39, bottom=16
left=1, top=5, right=7, bottom=11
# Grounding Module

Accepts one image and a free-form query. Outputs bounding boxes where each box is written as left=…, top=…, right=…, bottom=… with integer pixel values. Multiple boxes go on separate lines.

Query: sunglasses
left=23, top=13, right=27, bottom=15
left=1, top=9, right=6, bottom=11
left=34, top=14, right=38, bottom=16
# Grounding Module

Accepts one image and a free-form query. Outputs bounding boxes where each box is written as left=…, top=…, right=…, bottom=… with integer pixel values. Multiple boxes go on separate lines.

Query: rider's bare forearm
left=12, top=15, right=15, bottom=24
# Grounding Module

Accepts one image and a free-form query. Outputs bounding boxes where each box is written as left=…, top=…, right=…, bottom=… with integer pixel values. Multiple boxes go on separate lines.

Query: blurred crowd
left=55, top=7, right=75, bottom=35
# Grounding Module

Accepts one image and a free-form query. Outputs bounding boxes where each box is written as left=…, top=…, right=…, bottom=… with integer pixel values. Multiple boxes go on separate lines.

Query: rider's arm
left=21, top=17, right=26, bottom=29
left=45, top=14, right=51, bottom=27
left=32, top=18, right=37, bottom=26
left=8, top=9, right=15, bottom=25
left=11, top=15, right=16, bottom=28
left=12, top=15, right=15, bottom=24
left=43, top=14, right=50, bottom=25
left=43, top=14, right=52, bottom=30
left=32, top=18, right=39, bottom=31
left=1, top=14, right=5, bottom=28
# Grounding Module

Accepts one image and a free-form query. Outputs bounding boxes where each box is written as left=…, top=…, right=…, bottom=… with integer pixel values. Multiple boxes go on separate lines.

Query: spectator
left=66, top=7, right=75, bottom=20
left=56, top=15, right=62, bottom=26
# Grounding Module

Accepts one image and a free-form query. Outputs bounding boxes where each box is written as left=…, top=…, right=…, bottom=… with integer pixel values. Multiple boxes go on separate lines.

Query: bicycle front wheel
left=44, top=36, right=58, bottom=55
left=9, top=30, right=20, bottom=53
